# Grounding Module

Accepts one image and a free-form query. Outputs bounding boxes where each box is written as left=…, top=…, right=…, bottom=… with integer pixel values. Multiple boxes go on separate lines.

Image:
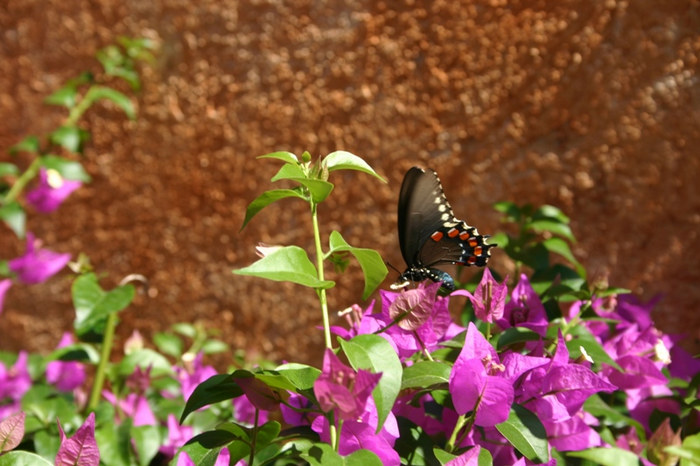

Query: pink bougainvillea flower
left=102, top=391, right=157, bottom=427
left=0, top=351, right=31, bottom=420
left=312, top=395, right=400, bottom=465
left=56, top=412, right=99, bottom=466
left=8, top=233, right=71, bottom=285
left=175, top=352, right=218, bottom=401
left=313, top=348, right=381, bottom=421
left=25, top=168, right=82, bottom=213
left=233, top=393, right=270, bottom=426
left=449, top=323, right=513, bottom=426
left=445, top=445, right=482, bottom=466
left=453, top=268, right=508, bottom=323
left=0, top=279, right=11, bottom=316
left=379, top=282, right=465, bottom=359
left=160, top=414, right=193, bottom=459
left=497, top=274, right=548, bottom=336
left=46, top=332, right=86, bottom=392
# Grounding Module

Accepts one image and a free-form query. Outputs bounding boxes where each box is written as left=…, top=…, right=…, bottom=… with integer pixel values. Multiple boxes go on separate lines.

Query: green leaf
left=270, top=163, right=306, bottom=181
left=583, top=395, right=646, bottom=440
left=533, top=204, right=570, bottom=224
left=0, top=163, right=19, bottom=177
left=340, top=334, right=402, bottom=431
left=0, top=202, right=26, bottom=238
left=44, top=85, right=79, bottom=108
left=258, top=151, right=299, bottom=164
left=0, top=451, right=53, bottom=466
left=401, top=360, right=451, bottom=389
left=233, top=245, right=335, bottom=290
left=240, top=188, right=305, bottom=230
left=322, top=151, right=387, bottom=182
left=47, top=343, right=100, bottom=364
left=496, top=327, right=542, bottom=350
left=117, top=348, right=174, bottom=377
left=180, top=374, right=244, bottom=422
left=153, top=332, right=183, bottom=357
left=567, top=447, right=643, bottom=465
left=201, top=339, right=228, bottom=354
left=39, top=155, right=91, bottom=182
left=268, top=164, right=334, bottom=202
left=495, top=404, right=549, bottom=463
left=9, top=135, right=40, bottom=154
left=72, top=273, right=135, bottom=341
left=131, top=425, right=161, bottom=466
left=327, top=231, right=388, bottom=299
left=275, top=363, right=321, bottom=391
left=180, top=430, right=239, bottom=466
left=566, top=326, right=621, bottom=371
left=83, top=86, right=136, bottom=119
left=542, top=237, right=585, bottom=276
left=303, top=443, right=382, bottom=466
left=527, top=219, right=575, bottom=242
left=493, top=201, right=522, bottom=222
left=49, top=126, right=89, bottom=153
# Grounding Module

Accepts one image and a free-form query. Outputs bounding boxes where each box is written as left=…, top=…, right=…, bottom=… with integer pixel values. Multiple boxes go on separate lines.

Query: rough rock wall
left=1, top=0, right=698, bottom=364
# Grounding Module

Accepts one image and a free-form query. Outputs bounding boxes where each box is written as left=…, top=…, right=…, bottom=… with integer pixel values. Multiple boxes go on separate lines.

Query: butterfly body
left=394, top=167, right=495, bottom=291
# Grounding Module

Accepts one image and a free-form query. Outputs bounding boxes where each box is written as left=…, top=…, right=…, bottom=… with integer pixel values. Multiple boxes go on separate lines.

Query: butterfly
left=392, top=167, right=495, bottom=291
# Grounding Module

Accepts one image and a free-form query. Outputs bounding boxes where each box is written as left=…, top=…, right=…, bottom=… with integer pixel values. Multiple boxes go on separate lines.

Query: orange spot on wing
left=474, top=246, right=483, bottom=256
left=447, top=228, right=459, bottom=238
left=431, top=231, right=444, bottom=242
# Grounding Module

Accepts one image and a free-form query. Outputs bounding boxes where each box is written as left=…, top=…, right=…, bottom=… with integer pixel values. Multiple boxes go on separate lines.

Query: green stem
left=65, top=85, right=98, bottom=126
left=446, top=414, right=468, bottom=452
left=311, top=202, right=332, bottom=350
left=87, top=311, right=118, bottom=412
left=248, top=409, right=259, bottom=465
left=4, top=158, right=42, bottom=205
left=310, top=201, right=337, bottom=448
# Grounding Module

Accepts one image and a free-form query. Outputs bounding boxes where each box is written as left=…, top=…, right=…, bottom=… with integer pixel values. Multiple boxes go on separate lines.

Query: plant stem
left=87, top=310, right=118, bottom=412
left=446, top=414, right=468, bottom=452
left=4, top=158, right=42, bottom=205
left=310, top=202, right=332, bottom=350
left=248, top=409, right=259, bottom=466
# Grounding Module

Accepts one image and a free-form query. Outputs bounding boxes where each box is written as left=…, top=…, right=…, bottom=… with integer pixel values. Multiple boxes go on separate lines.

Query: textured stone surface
left=1, top=0, right=698, bottom=365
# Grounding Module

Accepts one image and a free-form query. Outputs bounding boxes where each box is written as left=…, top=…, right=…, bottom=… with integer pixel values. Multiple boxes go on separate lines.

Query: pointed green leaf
left=496, top=327, right=541, bottom=350
left=44, top=86, right=79, bottom=108
left=258, top=151, right=299, bottom=164
left=542, top=237, right=584, bottom=276
left=495, top=404, right=549, bottom=463
left=527, top=219, right=575, bottom=242
left=181, top=374, right=244, bottom=422
left=0, top=202, right=26, bottom=238
left=340, top=334, right=402, bottom=431
left=72, top=273, right=135, bottom=341
left=322, top=151, right=387, bottom=182
left=181, top=431, right=239, bottom=466
left=0, top=163, right=19, bottom=177
left=40, top=155, right=91, bottom=182
left=533, top=204, right=570, bottom=223
left=567, top=447, right=643, bottom=465
left=303, top=443, right=382, bottom=466
left=276, top=363, right=321, bottom=391
left=83, top=85, right=136, bottom=119
left=240, top=188, right=305, bottom=230
left=327, top=231, right=388, bottom=299
left=9, top=136, right=40, bottom=155
left=234, top=245, right=334, bottom=289
left=131, top=425, right=161, bottom=466
left=271, top=163, right=306, bottom=181
left=401, top=360, right=451, bottom=389
left=49, top=126, right=89, bottom=153
left=0, top=451, right=53, bottom=466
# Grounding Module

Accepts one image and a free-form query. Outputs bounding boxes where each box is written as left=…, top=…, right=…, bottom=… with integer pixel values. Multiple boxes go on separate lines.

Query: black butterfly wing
left=398, top=167, right=493, bottom=275
left=397, top=167, right=447, bottom=266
